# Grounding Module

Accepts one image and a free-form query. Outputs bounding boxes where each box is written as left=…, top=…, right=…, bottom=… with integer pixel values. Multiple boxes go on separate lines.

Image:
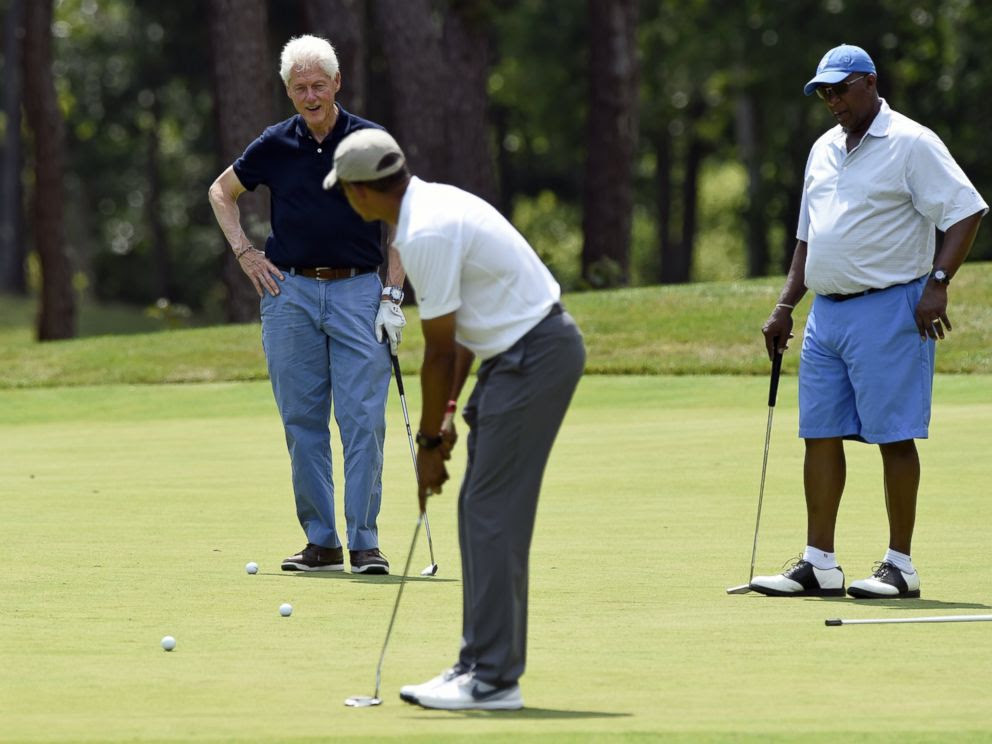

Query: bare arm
left=761, top=239, right=809, bottom=360
left=207, top=166, right=283, bottom=297
left=415, top=312, right=457, bottom=510
left=914, top=209, right=984, bottom=340
left=383, top=225, right=406, bottom=289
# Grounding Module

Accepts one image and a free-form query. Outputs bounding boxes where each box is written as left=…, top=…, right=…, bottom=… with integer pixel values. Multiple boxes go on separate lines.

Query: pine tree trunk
left=372, top=0, right=448, bottom=182
left=23, top=0, right=76, bottom=340
left=303, top=0, right=368, bottom=115
left=207, top=0, right=273, bottom=323
left=1, top=0, right=26, bottom=294
left=581, top=0, right=639, bottom=288
left=441, top=3, right=498, bottom=205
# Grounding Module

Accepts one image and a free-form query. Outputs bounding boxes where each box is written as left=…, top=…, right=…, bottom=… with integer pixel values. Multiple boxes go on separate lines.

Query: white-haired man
left=324, top=128, right=586, bottom=710
left=208, top=35, right=406, bottom=574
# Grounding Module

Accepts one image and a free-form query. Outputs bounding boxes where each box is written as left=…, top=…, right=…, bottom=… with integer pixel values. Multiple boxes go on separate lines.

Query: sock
left=883, top=548, right=914, bottom=574
left=803, top=545, right=838, bottom=570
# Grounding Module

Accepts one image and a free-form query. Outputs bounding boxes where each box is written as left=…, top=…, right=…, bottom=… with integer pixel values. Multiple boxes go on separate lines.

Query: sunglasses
left=815, top=75, right=868, bottom=100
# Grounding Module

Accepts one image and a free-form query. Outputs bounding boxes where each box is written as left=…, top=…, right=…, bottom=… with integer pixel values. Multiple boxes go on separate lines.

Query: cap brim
left=803, top=70, right=850, bottom=96
left=322, top=169, right=338, bottom=190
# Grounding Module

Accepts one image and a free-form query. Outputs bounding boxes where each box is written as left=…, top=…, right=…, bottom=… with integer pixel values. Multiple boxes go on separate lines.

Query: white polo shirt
left=394, top=177, right=561, bottom=360
left=797, top=99, right=987, bottom=295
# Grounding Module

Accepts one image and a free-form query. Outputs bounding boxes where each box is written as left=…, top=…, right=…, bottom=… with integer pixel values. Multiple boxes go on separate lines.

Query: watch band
left=416, top=430, right=443, bottom=449
left=930, top=268, right=950, bottom=285
left=381, top=286, right=405, bottom=304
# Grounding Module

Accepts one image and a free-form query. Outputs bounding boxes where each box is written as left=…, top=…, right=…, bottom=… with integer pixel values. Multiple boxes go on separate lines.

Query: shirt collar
left=292, top=104, right=349, bottom=141
left=829, top=98, right=892, bottom=146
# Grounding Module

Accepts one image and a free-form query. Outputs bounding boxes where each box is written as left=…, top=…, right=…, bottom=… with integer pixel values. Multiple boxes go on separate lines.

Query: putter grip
left=390, top=354, right=405, bottom=396
left=768, top=347, right=784, bottom=408
left=825, top=618, right=842, bottom=626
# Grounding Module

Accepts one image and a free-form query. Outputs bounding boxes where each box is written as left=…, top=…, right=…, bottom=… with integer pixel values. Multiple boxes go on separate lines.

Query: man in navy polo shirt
left=208, top=35, right=406, bottom=575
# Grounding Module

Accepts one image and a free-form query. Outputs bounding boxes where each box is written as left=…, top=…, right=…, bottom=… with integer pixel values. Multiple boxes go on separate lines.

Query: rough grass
left=1, top=262, right=991, bottom=388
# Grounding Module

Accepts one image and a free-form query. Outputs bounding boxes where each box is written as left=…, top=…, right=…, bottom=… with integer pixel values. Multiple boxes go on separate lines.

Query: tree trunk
left=302, top=0, right=368, bottom=115
left=207, top=0, right=272, bottom=323
left=372, top=0, right=448, bottom=182
left=441, top=3, right=498, bottom=205
left=678, top=132, right=704, bottom=284
left=654, top=129, right=674, bottom=283
left=146, top=99, right=173, bottom=301
left=735, top=91, right=769, bottom=278
left=22, top=0, right=76, bottom=340
left=581, top=0, right=639, bottom=288
left=1, top=0, right=26, bottom=294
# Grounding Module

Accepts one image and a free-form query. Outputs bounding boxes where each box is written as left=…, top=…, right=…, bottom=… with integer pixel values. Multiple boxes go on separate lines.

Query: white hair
left=279, top=35, right=339, bottom=85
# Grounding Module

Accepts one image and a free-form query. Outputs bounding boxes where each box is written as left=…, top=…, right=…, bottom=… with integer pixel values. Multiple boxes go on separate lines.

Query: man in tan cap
left=325, top=129, right=586, bottom=710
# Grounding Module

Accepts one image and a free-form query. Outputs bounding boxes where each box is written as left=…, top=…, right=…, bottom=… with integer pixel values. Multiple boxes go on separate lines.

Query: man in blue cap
left=752, top=44, right=987, bottom=599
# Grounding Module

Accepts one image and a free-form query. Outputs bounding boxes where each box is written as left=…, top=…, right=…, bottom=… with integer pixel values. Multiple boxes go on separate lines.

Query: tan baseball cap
left=322, top=128, right=405, bottom=189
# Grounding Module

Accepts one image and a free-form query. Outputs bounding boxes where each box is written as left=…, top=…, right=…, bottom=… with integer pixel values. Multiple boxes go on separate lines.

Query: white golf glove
left=375, top=301, right=406, bottom=353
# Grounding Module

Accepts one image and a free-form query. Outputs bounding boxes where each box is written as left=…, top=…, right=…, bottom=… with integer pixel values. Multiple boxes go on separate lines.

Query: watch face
left=934, top=270, right=949, bottom=284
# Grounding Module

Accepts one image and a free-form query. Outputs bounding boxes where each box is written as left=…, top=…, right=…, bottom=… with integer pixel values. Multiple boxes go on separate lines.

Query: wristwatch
left=381, top=286, right=405, bottom=304
left=416, top=431, right=443, bottom=450
left=931, top=268, right=951, bottom=286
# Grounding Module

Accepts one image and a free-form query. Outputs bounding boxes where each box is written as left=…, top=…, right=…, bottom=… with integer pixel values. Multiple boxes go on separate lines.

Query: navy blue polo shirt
left=233, top=106, right=384, bottom=269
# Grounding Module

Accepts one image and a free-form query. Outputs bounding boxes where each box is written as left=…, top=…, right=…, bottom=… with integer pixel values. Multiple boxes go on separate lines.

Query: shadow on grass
left=407, top=708, right=632, bottom=720
left=290, top=572, right=458, bottom=584
left=803, top=597, right=991, bottom=610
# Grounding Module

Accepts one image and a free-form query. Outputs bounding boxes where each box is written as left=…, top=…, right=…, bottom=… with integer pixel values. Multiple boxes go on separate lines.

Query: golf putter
left=344, top=514, right=424, bottom=708
left=390, top=354, right=439, bottom=577
left=727, top=343, right=784, bottom=594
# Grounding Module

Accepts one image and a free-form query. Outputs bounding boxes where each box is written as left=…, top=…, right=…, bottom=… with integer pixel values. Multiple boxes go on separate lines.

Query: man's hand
left=417, top=446, right=449, bottom=513
left=375, top=301, right=407, bottom=353
left=761, top=306, right=795, bottom=361
left=914, top=283, right=951, bottom=340
left=237, top=248, right=284, bottom=297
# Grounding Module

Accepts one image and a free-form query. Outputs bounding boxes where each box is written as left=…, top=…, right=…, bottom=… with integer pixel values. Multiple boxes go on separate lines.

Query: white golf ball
left=245, top=562, right=258, bottom=574
left=161, top=635, right=176, bottom=651
left=279, top=603, right=292, bottom=617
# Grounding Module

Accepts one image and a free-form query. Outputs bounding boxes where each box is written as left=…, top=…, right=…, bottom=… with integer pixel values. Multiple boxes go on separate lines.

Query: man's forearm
left=207, top=170, right=252, bottom=255
left=385, top=238, right=405, bottom=288
left=420, top=344, right=455, bottom=437
left=934, top=210, right=984, bottom=277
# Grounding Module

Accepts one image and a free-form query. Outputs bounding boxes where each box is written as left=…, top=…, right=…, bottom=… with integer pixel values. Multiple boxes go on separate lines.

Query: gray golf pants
left=456, top=307, right=585, bottom=687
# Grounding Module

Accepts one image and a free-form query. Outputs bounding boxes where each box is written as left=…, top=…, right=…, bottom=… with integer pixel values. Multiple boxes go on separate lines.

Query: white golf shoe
left=750, top=557, right=846, bottom=597
left=409, top=672, right=523, bottom=711
left=399, top=667, right=461, bottom=704
left=848, top=562, right=921, bottom=599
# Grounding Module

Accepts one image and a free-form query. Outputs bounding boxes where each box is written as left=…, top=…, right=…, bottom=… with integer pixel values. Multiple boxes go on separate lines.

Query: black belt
left=823, top=287, right=882, bottom=302
left=278, top=266, right=375, bottom=280
left=822, top=274, right=929, bottom=303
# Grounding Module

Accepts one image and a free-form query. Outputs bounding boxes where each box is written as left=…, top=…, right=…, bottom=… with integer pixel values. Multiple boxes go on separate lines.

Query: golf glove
left=375, top=301, right=406, bottom=353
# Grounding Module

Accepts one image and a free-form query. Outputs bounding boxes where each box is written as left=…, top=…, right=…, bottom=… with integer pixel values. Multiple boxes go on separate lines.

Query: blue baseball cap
left=803, top=44, right=876, bottom=96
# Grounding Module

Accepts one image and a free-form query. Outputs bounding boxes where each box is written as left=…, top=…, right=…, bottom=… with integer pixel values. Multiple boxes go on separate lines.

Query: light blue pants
left=260, top=271, right=391, bottom=550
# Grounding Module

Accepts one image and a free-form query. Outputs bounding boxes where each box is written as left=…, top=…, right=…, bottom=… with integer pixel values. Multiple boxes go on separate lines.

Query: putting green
left=1, top=376, right=990, bottom=743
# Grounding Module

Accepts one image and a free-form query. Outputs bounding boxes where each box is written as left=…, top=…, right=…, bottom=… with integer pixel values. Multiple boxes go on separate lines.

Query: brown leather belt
left=278, top=266, right=375, bottom=280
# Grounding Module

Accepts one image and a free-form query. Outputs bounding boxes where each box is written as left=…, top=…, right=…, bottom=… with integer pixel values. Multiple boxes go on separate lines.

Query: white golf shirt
left=797, top=99, right=987, bottom=295
left=394, top=177, right=561, bottom=360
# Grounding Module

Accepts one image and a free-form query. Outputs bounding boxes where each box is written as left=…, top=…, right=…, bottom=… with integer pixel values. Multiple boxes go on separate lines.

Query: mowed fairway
left=1, top=376, right=990, bottom=743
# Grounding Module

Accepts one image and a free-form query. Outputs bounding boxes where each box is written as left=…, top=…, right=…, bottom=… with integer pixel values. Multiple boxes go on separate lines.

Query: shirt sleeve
left=232, top=129, right=272, bottom=192
left=907, top=130, right=988, bottom=231
left=400, top=233, right=462, bottom=320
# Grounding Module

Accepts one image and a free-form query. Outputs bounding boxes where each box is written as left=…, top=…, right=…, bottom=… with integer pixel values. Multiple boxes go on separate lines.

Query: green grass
left=1, top=377, right=991, bottom=743
left=2, top=262, right=991, bottom=387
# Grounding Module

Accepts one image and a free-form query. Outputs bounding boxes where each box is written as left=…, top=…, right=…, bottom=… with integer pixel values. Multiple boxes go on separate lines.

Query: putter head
left=344, top=695, right=382, bottom=708
left=726, top=584, right=752, bottom=594
left=420, top=563, right=438, bottom=577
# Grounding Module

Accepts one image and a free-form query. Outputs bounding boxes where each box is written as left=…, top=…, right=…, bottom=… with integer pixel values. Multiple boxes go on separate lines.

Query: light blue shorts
left=798, top=276, right=935, bottom=444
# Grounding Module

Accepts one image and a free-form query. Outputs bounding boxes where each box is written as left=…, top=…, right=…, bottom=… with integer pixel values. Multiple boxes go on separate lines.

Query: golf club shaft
left=746, top=348, right=784, bottom=583
left=826, top=614, right=992, bottom=626
left=390, top=354, right=437, bottom=567
left=373, top=514, right=423, bottom=698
